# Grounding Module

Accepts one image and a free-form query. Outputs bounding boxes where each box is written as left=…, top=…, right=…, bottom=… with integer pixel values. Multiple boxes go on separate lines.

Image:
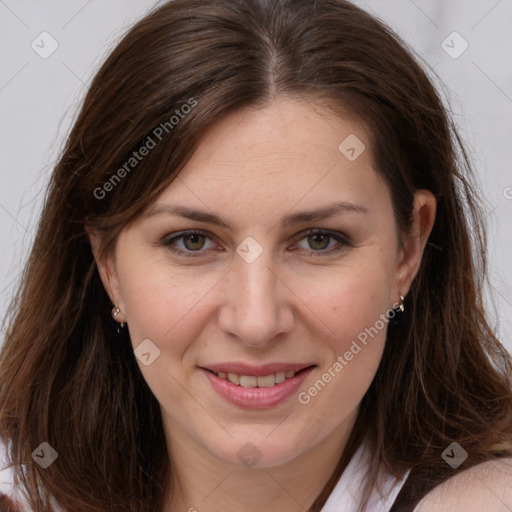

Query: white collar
left=320, top=438, right=410, bottom=512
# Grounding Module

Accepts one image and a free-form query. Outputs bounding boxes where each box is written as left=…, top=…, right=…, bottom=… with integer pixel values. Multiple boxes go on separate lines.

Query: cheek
left=295, top=256, right=395, bottom=403
left=296, top=255, right=395, bottom=344
left=119, top=261, right=219, bottom=353
left=117, top=261, right=221, bottom=415
left=294, top=267, right=392, bottom=419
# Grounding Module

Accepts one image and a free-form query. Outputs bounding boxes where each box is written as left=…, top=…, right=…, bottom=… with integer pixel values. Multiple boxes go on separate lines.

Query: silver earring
left=399, top=295, right=405, bottom=313
left=111, top=306, right=126, bottom=333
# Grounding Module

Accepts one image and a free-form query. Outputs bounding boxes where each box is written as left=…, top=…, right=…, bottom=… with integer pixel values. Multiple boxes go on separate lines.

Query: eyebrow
left=144, top=201, right=369, bottom=230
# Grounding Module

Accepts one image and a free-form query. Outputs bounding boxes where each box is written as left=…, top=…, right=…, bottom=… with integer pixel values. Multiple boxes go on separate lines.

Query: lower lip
left=200, top=367, right=315, bottom=409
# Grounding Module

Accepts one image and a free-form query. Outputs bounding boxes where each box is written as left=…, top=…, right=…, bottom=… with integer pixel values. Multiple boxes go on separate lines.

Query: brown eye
left=294, top=229, right=351, bottom=256
left=182, top=233, right=206, bottom=251
left=162, top=230, right=216, bottom=257
left=307, top=233, right=331, bottom=251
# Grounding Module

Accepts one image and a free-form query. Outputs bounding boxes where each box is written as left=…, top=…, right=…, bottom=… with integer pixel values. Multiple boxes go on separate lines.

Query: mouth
left=202, top=367, right=313, bottom=388
left=200, top=362, right=315, bottom=388
left=199, top=363, right=317, bottom=409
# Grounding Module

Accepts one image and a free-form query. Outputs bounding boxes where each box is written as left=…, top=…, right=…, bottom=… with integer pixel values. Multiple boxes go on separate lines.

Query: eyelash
left=161, top=229, right=351, bottom=258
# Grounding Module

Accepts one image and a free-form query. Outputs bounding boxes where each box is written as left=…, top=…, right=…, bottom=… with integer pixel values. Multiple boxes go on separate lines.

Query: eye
left=161, top=228, right=351, bottom=258
left=162, top=230, right=216, bottom=257
left=292, top=229, right=351, bottom=256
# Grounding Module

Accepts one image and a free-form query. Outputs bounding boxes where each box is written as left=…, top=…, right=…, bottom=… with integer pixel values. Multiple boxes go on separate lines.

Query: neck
left=162, top=409, right=359, bottom=512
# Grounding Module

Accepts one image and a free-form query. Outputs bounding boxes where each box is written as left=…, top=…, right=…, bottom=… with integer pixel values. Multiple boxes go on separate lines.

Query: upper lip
left=200, top=362, right=315, bottom=377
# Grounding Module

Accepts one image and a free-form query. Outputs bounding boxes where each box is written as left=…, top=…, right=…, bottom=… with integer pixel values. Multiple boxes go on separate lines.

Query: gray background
left=0, top=0, right=511, bottom=354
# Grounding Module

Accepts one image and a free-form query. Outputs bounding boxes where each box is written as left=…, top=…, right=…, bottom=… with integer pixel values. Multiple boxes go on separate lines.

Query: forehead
left=185, top=96, right=373, bottom=169
left=148, top=96, right=393, bottom=228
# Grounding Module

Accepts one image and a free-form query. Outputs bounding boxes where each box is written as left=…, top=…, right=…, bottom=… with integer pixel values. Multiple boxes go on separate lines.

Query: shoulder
left=414, top=457, right=512, bottom=512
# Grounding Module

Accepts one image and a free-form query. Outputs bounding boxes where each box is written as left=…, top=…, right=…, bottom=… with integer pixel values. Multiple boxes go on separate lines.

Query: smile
left=207, top=369, right=299, bottom=388
left=199, top=364, right=316, bottom=409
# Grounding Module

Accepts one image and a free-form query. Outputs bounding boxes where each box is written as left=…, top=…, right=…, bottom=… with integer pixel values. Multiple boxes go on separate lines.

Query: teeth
left=257, top=374, right=276, bottom=388
left=240, top=375, right=258, bottom=387
left=227, top=373, right=240, bottom=385
left=215, top=370, right=298, bottom=387
left=274, top=372, right=286, bottom=384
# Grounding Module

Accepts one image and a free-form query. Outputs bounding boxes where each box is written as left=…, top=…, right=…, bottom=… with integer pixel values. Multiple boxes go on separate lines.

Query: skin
left=416, top=456, right=512, bottom=511
left=90, top=96, right=436, bottom=511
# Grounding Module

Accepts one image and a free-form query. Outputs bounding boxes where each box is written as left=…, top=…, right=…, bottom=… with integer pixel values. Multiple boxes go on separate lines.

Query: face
left=93, top=96, right=434, bottom=470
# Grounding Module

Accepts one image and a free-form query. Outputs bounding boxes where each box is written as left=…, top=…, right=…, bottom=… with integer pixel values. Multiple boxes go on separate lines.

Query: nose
left=217, top=248, right=294, bottom=348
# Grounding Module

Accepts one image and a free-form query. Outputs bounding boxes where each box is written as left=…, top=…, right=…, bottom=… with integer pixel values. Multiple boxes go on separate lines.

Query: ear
left=87, top=228, right=127, bottom=323
left=393, top=189, right=437, bottom=301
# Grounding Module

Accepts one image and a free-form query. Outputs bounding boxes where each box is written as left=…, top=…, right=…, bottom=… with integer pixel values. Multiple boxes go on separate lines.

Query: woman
left=1, top=0, right=511, bottom=511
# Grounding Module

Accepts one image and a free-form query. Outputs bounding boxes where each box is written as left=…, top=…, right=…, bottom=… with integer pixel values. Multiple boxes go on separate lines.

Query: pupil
left=186, top=234, right=203, bottom=250
left=310, top=234, right=328, bottom=250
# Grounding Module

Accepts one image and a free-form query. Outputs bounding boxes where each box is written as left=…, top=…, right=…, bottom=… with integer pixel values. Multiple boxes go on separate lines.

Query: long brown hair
left=1, top=1, right=511, bottom=511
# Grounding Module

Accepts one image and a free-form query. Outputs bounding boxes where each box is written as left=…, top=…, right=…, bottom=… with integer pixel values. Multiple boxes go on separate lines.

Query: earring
left=389, top=295, right=405, bottom=327
left=111, top=306, right=126, bottom=329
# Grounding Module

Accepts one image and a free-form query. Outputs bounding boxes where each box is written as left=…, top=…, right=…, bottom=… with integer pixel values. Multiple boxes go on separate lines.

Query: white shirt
left=321, top=439, right=410, bottom=511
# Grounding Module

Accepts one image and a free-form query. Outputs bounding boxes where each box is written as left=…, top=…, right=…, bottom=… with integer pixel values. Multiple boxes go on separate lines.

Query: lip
left=200, top=365, right=316, bottom=410
left=201, top=362, right=315, bottom=377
